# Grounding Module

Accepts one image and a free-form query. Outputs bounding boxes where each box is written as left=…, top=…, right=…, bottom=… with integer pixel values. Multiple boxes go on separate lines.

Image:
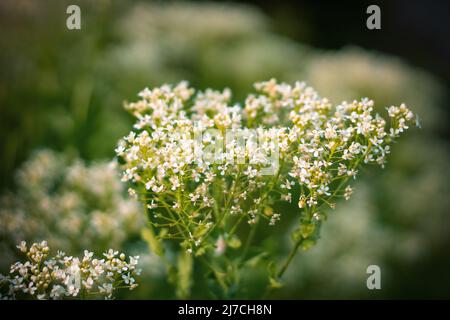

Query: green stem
left=277, top=237, right=302, bottom=278
left=264, top=236, right=303, bottom=299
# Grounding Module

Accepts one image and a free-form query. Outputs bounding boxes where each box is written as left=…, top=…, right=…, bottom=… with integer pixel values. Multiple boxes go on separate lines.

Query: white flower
left=17, top=241, right=27, bottom=253
left=344, top=185, right=353, bottom=200
left=147, top=199, right=157, bottom=209
left=104, top=249, right=119, bottom=260
left=122, top=273, right=135, bottom=285
left=50, top=285, right=65, bottom=299
left=1, top=242, right=140, bottom=300
left=99, top=283, right=113, bottom=298
left=269, top=213, right=281, bottom=226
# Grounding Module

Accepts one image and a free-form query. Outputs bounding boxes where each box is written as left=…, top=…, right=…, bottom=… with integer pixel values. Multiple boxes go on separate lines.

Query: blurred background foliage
left=0, top=0, right=449, bottom=298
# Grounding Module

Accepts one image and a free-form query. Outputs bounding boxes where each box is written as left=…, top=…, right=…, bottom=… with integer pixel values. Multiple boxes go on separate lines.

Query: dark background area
left=226, top=0, right=450, bottom=83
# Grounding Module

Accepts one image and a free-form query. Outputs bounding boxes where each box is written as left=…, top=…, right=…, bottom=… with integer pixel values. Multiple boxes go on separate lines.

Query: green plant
left=117, top=79, right=415, bottom=298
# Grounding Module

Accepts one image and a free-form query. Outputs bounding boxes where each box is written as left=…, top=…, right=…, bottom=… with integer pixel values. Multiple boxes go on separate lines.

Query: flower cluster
left=0, top=150, right=143, bottom=268
left=117, top=79, right=415, bottom=254
left=0, top=241, right=140, bottom=300
left=302, top=47, right=441, bottom=128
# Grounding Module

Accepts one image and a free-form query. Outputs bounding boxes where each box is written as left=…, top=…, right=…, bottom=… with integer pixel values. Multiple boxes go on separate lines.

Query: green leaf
left=243, top=252, right=269, bottom=268
left=269, top=277, right=283, bottom=289
left=141, top=226, right=164, bottom=256
left=291, top=228, right=301, bottom=242
left=193, top=224, right=209, bottom=238
left=195, top=246, right=206, bottom=256
left=300, top=223, right=315, bottom=239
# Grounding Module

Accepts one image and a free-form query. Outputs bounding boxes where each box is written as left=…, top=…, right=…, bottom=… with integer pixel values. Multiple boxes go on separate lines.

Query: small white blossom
left=0, top=241, right=140, bottom=300
left=116, top=79, right=414, bottom=255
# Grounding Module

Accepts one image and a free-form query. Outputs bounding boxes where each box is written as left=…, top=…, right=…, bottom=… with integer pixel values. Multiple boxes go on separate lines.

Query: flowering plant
left=116, top=79, right=415, bottom=298
left=0, top=150, right=143, bottom=267
left=0, top=241, right=140, bottom=300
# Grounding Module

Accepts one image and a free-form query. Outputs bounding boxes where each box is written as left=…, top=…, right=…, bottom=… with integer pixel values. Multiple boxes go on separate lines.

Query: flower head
left=117, top=79, right=415, bottom=254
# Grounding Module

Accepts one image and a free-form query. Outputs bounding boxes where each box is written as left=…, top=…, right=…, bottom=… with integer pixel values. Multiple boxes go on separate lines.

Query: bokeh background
left=0, top=0, right=449, bottom=299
